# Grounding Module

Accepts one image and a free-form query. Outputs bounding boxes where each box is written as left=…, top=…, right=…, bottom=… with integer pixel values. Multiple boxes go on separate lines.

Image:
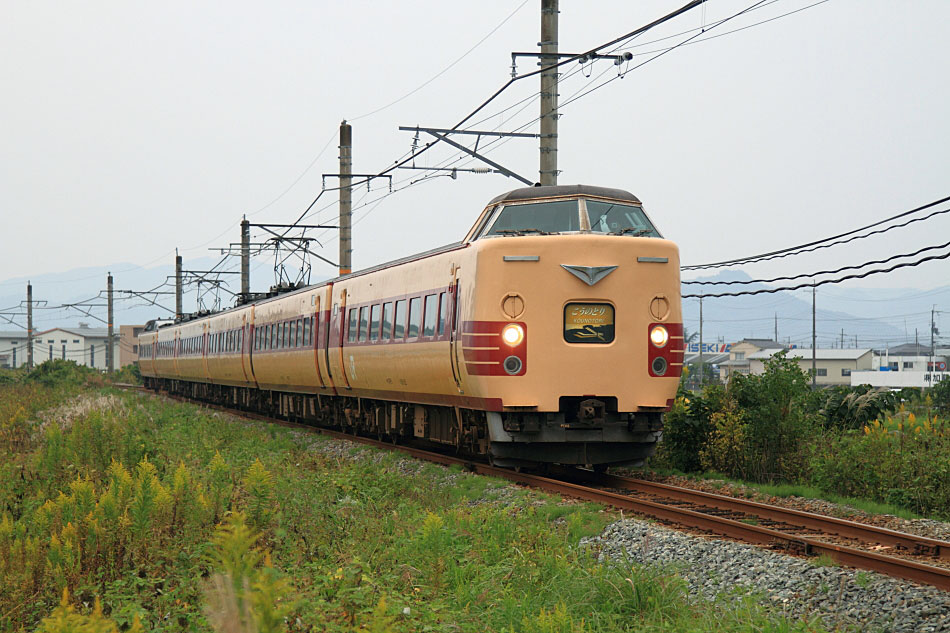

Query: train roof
left=488, top=184, right=641, bottom=206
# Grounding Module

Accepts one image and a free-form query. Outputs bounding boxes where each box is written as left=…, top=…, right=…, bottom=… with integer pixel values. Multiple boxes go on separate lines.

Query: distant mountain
left=679, top=269, right=947, bottom=349
left=0, top=257, right=235, bottom=331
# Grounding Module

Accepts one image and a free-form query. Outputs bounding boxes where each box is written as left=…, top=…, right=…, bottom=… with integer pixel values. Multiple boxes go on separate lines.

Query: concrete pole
left=240, top=217, right=250, bottom=301
left=539, top=0, right=559, bottom=186
left=26, top=282, right=33, bottom=370
left=698, top=296, right=704, bottom=388
left=932, top=306, right=937, bottom=378
left=107, top=273, right=114, bottom=373
left=339, top=120, right=353, bottom=276
left=812, top=285, right=817, bottom=388
left=175, top=252, right=183, bottom=321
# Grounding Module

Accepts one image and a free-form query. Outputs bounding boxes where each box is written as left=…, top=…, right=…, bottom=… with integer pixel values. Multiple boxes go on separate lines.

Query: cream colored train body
left=139, top=185, right=683, bottom=467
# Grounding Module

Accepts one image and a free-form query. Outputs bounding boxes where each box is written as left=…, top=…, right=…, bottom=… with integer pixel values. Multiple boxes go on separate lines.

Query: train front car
left=461, top=185, right=683, bottom=468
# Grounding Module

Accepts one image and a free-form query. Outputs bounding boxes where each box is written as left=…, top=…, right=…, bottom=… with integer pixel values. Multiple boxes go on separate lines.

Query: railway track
left=119, top=384, right=950, bottom=591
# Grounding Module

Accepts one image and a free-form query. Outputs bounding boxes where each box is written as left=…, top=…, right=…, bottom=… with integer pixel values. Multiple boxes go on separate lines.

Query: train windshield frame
left=477, top=197, right=660, bottom=238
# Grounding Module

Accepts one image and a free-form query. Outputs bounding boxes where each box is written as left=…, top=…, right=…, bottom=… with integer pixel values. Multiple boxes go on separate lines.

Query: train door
left=311, top=293, right=326, bottom=388
left=247, top=306, right=258, bottom=388
left=201, top=322, right=210, bottom=383
left=239, top=313, right=252, bottom=385
left=449, top=270, right=465, bottom=394
left=334, top=288, right=351, bottom=389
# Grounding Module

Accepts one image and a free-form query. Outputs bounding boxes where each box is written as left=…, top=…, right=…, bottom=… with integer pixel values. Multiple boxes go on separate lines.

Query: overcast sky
left=2, top=0, right=949, bottom=305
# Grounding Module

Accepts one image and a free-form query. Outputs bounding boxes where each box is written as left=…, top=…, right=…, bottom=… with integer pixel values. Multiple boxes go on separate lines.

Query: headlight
left=501, top=323, right=525, bottom=346
left=650, top=325, right=669, bottom=348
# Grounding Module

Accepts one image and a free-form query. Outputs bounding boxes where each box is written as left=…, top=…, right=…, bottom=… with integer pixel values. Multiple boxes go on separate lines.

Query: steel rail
left=583, top=472, right=950, bottom=562
left=123, top=386, right=950, bottom=591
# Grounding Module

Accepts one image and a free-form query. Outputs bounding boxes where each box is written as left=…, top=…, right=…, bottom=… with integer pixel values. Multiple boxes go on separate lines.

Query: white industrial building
left=747, top=348, right=874, bottom=386
left=0, top=324, right=120, bottom=370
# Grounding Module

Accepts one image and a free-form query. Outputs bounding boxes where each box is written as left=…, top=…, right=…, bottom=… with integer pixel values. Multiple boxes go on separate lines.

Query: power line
left=683, top=247, right=950, bottom=298
left=350, top=0, right=531, bottom=122
left=683, top=194, right=950, bottom=271
left=683, top=236, right=950, bottom=286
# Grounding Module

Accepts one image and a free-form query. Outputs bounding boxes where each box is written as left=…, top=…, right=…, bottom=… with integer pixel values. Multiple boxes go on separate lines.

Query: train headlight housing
left=502, top=323, right=525, bottom=346
left=650, top=325, right=669, bottom=348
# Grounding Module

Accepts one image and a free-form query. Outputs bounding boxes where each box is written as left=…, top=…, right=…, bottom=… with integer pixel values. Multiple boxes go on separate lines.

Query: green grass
left=0, top=384, right=831, bottom=632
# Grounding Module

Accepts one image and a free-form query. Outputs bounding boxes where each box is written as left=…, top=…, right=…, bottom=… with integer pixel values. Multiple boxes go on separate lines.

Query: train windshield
left=484, top=200, right=580, bottom=236
left=586, top=200, right=659, bottom=237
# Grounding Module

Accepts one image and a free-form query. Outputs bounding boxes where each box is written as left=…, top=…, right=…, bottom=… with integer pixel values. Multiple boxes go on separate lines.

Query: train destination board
left=564, top=303, right=615, bottom=343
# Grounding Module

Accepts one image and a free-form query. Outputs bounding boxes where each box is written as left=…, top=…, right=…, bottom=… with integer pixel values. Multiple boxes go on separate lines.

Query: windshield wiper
left=494, top=228, right=551, bottom=236
left=613, top=227, right=652, bottom=236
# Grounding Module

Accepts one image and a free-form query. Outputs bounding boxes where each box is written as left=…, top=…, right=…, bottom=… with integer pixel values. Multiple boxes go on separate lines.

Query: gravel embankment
left=582, top=518, right=950, bottom=632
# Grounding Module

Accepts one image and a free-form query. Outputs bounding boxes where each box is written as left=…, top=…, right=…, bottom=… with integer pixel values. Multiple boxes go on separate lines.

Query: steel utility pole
left=240, top=217, right=250, bottom=301
left=812, top=285, right=817, bottom=388
left=175, top=252, right=183, bottom=321
left=539, top=0, right=559, bottom=185
left=774, top=313, right=778, bottom=343
left=26, top=282, right=33, bottom=370
left=698, top=296, right=704, bottom=388
left=339, top=120, right=353, bottom=276
left=107, top=273, right=114, bottom=373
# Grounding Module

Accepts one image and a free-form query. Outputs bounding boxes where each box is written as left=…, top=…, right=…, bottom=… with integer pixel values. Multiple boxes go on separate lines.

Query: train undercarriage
left=143, top=377, right=664, bottom=468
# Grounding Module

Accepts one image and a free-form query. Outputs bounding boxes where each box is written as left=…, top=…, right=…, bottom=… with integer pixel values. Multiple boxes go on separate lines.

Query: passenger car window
left=381, top=302, right=393, bottom=340
left=394, top=300, right=406, bottom=339
left=359, top=307, right=369, bottom=342
left=303, top=318, right=311, bottom=346
left=370, top=305, right=381, bottom=341
left=290, top=320, right=297, bottom=348
left=423, top=294, right=438, bottom=337
left=407, top=297, right=421, bottom=338
left=438, top=293, right=448, bottom=335
left=348, top=309, right=358, bottom=343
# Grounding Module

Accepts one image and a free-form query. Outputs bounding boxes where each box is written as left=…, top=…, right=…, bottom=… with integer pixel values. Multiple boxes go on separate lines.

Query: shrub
left=931, top=377, right=950, bottom=414
left=809, top=413, right=950, bottom=516
left=727, top=351, right=818, bottom=481
left=26, top=360, right=101, bottom=388
left=818, top=385, right=899, bottom=430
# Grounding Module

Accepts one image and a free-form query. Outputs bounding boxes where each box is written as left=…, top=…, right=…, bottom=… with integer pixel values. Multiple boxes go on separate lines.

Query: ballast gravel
left=581, top=518, right=950, bottom=632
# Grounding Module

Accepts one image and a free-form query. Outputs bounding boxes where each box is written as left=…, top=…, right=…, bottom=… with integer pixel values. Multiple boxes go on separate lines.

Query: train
left=138, top=184, right=684, bottom=468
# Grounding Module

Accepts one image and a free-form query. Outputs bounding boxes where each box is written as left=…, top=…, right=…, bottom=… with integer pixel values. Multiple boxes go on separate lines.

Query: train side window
left=283, top=322, right=289, bottom=349
left=348, top=309, right=358, bottom=343
left=438, top=292, right=448, bottom=335
left=297, top=319, right=303, bottom=347
left=271, top=323, right=278, bottom=350
left=370, top=305, right=381, bottom=341
left=423, top=294, right=438, bottom=337
left=303, top=318, right=311, bottom=346
left=394, top=300, right=406, bottom=339
left=238, top=329, right=243, bottom=351
left=290, top=320, right=297, bottom=348
left=408, top=297, right=421, bottom=339
left=358, top=306, right=369, bottom=342
left=381, top=302, right=393, bottom=340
